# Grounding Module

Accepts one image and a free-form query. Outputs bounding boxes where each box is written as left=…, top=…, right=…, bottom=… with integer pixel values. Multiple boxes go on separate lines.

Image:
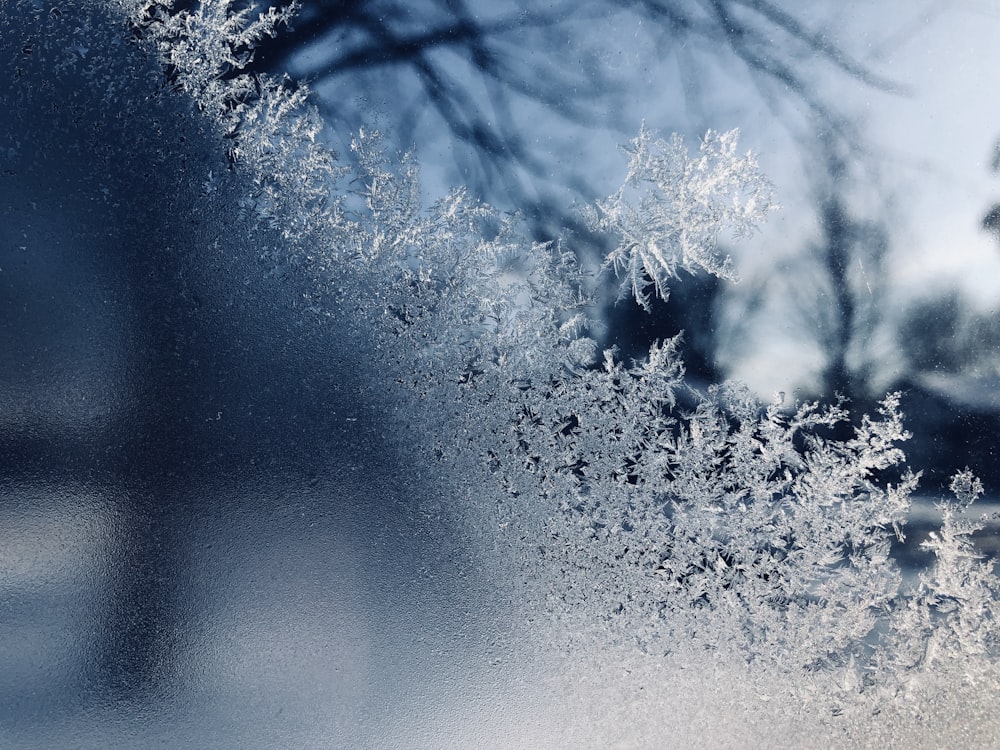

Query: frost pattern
left=128, top=0, right=342, bottom=242
left=109, top=0, right=1000, bottom=739
left=590, top=126, right=777, bottom=309
left=879, top=470, right=1000, bottom=698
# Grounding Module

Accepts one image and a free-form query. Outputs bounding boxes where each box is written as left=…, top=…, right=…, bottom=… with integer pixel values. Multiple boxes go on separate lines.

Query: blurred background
left=234, top=0, right=1000, bottom=493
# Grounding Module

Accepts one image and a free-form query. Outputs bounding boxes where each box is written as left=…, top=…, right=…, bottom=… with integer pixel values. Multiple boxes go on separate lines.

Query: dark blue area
left=1, top=6, right=495, bottom=746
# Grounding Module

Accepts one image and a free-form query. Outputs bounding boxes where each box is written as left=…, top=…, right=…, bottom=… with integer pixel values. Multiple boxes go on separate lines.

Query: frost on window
left=4, top=1, right=1000, bottom=748
left=591, top=126, right=777, bottom=310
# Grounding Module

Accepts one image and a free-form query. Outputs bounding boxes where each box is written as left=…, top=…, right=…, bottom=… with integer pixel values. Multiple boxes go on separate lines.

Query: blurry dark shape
left=897, top=291, right=967, bottom=374
left=604, top=272, right=723, bottom=386
left=982, top=203, right=1000, bottom=239
left=897, top=291, right=1000, bottom=376
left=813, top=190, right=889, bottom=402
left=983, top=139, right=1000, bottom=240
left=894, top=373, right=1000, bottom=494
left=890, top=291, right=1000, bottom=493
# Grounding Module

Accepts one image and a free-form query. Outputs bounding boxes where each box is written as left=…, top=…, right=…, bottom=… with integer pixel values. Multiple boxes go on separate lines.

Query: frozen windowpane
left=3, top=1, right=1000, bottom=747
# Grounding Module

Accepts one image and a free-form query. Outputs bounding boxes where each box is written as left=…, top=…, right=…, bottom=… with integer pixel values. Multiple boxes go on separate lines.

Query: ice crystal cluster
left=8, top=0, right=1000, bottom=745
left=590, top=125, right=776, bottom=309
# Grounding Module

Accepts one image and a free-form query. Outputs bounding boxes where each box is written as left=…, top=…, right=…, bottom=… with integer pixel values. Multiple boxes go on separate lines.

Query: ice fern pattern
left=128, top=0, right=341, bottom=242
left=109, top=0, right=1000, bottom=741
left=878, top=470, right=1000, bottom=697
left=590, top=126, right=777, bottom=309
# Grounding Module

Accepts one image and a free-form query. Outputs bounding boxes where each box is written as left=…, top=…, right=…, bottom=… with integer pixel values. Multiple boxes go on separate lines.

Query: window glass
left=3, top=2, right=1000, bottom=746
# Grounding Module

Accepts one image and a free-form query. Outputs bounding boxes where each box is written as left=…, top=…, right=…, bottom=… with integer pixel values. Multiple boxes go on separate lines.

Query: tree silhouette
left=241, top=0, right=899, bottom=243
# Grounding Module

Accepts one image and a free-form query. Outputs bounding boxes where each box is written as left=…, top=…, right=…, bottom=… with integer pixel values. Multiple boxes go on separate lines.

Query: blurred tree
left=241, top=0, right=900, bottom=246
left=719, top=142, right=894, bottom=407
left=157, top=0, right=935, bottom=394
left=235, top=0, right=910, bottom=385
left=810, top=160, right=891, bottom=402
left=897, top=290, right=1000, bottom=377
left=135, top=0, right=914, bottom=393
left=983, top=139, right=1000, bottom=241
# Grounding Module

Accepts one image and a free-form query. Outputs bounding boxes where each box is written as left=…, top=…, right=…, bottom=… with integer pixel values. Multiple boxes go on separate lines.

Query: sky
left=860, top=1, right=1000, bottom=304
left=733, top=0, right=1000, bottom=394
left=762, top=0, right=1000, bottom=303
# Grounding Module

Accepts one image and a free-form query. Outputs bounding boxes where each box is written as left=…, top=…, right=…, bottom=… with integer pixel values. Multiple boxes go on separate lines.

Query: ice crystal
left=591, top=126, right=777, bottom=309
